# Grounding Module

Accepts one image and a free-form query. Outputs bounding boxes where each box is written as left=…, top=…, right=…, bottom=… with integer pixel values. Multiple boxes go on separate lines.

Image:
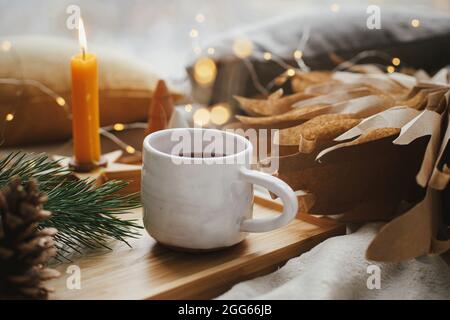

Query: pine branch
left=0, top=152, right=142, bottom=258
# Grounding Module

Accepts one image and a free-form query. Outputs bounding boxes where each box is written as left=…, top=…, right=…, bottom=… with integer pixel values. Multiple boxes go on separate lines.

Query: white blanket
left=218, top=224, right=450, bottom=299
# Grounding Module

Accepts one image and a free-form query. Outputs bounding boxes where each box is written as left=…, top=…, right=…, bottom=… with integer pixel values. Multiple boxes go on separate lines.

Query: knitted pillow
left=0, top=36, right=183, bottom=147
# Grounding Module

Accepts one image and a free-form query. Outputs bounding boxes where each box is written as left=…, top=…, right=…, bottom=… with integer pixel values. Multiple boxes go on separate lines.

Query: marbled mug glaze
left=141, top=128, right=298, bottom=250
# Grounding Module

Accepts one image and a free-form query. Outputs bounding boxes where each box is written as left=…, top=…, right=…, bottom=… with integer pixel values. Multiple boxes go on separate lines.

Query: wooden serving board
left=48, top=196, right=344, bottom=300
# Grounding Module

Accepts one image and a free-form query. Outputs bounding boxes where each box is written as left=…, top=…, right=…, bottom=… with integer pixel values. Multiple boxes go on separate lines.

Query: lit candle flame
left=78, top=18, right=88, bottom=59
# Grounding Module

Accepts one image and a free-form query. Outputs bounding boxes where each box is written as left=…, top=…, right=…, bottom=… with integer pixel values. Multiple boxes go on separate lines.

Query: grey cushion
left=187, top=6, right=450, bottom=106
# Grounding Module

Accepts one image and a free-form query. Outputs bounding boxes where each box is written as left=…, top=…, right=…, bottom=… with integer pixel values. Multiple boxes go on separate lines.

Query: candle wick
left=82, top=47, right=86, bottom=60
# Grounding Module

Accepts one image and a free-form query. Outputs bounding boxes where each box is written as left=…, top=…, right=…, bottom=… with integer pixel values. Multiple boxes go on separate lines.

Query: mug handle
left=239, top=167, right=298, bottom=232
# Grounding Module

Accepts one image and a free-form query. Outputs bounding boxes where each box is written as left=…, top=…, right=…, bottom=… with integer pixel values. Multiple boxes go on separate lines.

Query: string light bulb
left=5, top=113, right=14, bottom=121
left=56, top=96, right=66, bottom=106
left=126, top=145, right=136, bottom=154
left=1, top=40, right=11, bottom=52
left=193, top=108, right=210, bottom=126
left=113, top=123, right=125, bottom=131
left=392, top=57, right=401, bottom=66
left=287, top=68, right=296, bottom=77
left=411, top=19, right=420, bottom=28
left=330, top=3, right=340, bottom=12
left=190, top=29, right=199, bottom=38
left=193, top=57, right=217, bottom=86
left=263, top=52, right=272, bottom=61
left=210, top=104, right=231, bottom=125
left=294, top=50, right=303, bottom=60
left=195, top=13, right=205, bottom=23
left=386, top=65, right=395, bottom=73
left=233, top=38, right=253, bottom=58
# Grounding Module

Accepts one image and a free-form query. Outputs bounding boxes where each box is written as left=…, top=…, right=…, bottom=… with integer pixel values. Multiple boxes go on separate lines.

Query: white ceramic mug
left=141, top=128, right=298, bottom=250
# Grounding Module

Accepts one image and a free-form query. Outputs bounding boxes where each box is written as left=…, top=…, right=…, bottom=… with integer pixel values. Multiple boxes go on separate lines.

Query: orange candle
left=71, top=18, right=101, bottom=166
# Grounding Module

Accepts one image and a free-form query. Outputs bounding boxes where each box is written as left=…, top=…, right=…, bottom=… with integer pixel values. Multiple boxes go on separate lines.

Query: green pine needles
left=0, top=151, right=142, bottom=258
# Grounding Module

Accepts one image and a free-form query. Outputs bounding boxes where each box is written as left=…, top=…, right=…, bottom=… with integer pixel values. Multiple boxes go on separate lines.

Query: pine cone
left=0, top=177, right=60, bottom=299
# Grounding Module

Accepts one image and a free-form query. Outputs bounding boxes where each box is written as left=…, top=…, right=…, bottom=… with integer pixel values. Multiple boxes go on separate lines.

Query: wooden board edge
left=254, top=195, right=344, bottom=229
left=147, top=224, right=344, bottom=300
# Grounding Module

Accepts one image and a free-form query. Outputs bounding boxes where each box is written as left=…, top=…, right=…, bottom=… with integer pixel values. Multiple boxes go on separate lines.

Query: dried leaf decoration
left=147, top=79, right=174, bottom=134
left=236, top=104, right=330, bottom=128
left=291, top=71, right=334, bottom=93
left=331, top=72, right=411, bottom=99
left=276, top=127, right=427, bottom=217
left=233, top=67, right=450, bottom=262
left=236, top=88, right=394, bottom=128
left=276, top=114, right=361, bottom=155
left=234, top=89, right=317, bottom=116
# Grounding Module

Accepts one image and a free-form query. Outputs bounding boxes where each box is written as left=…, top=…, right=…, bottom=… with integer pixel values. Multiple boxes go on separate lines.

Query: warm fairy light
left=263, top=52, right=272, bottom=61
left=193, top=108, right=210, bottom=126
left=1, top=40, right=11, bottom=52
left=330, top=3, right=340, bottom=12
left=193, top=46, right=202, bottom=55
left=207, top=47, right=215, bottom=55
left=294, top=50, right=303, bottom=59
left=113, top=123, right=125, bottom=131
left=5, top=113, right=14, bottom=121
left=190, top=28, right=199, bottom=38
left=78, top=18, right=88, bottom=57
left=193, top=57, right=217, bottom=86
left=195, top=13, right=205, bottom=23
left=56, top=97, right=66, bottom=106
left=386, top=65, right=395, bottom=73
left=392, top=57, right=401, bottom=66
left=287, top=68, right=296, bottom=77
left=126, top=145, right=136, bottom=154
left=233, top=38, right=253, bottom=58
left=411, top=19, right=420, bottom=28
left=184, top=104, right=193, bottom=112
left=210, top=104, right=231, bottom=125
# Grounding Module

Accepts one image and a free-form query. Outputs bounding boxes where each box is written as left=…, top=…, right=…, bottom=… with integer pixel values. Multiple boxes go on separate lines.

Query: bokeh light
left=1, top=40, right=11, bottom=52
left=190, top=29, right=199, bottom=38
left=210, top=104, right=231, bottom=125
left=195, top=13, right=205, bottom=23
left=294, top=50, right=303, bottom=60
left=233, top=38, right=253, bottom=58
left=330, top=3, right=340, bottom=12
left=392, top=57, right=401, bottom=66
left=193, top=57, right=217, bottom=86
left=113, top=123, right=125, bottom=131
left=126, top=145, right=136, bottom=154
left=193, top=108, right=210, bottom=126
left=56, top=97, right=66, bottom=106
